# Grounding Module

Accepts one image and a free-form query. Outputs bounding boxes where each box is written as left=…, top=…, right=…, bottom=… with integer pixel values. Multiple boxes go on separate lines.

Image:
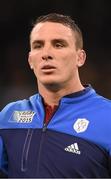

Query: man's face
left=29, top=22, right=85, bottom=88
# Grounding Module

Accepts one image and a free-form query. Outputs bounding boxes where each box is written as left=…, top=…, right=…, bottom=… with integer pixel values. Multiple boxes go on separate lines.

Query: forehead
left=30, top=22, right=75, bottom=42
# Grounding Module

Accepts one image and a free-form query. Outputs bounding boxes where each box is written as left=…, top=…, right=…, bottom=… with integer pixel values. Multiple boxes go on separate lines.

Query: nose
left=42, top=44, right=53, bottom=61
left=42, top=55, right=53, bottom=61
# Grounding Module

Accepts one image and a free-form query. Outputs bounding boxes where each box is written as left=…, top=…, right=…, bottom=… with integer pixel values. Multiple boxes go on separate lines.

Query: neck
left=38, top=80, right=84, bottom=107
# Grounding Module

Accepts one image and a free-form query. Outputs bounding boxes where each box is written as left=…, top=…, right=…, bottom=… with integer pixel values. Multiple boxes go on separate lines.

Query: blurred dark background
left=0, top=0, right=111, bottom=109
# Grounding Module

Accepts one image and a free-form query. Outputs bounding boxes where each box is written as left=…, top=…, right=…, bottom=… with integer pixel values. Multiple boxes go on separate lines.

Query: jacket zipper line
left=44, top=102, right=61, bottom=128
left=36, top=102, right=61, bottom=176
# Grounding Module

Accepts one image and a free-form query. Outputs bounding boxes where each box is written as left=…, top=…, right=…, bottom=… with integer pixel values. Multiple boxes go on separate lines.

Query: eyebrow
left=32, top=40, right=43, bottom=45
left=52, top=38, right=68, bottom=43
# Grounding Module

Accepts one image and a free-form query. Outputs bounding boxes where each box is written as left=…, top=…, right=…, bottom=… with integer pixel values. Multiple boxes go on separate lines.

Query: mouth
left=41, top=65, right=56, bottom=73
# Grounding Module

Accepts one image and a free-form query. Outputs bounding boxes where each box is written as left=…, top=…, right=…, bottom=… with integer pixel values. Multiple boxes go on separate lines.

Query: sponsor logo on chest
left=65, top=143, right=81, bottom=154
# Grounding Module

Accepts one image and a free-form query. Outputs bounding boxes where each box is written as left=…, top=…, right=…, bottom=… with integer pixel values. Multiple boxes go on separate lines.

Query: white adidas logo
left=64, top=143, right=81, bottom=154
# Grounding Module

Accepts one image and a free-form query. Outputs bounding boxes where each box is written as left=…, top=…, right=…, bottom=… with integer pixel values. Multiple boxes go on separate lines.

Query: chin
left=40, top=76, right=59, bottom=85
left=42, top=81, right=61, bottom=91
left=43, top=81, right=58, bottom=86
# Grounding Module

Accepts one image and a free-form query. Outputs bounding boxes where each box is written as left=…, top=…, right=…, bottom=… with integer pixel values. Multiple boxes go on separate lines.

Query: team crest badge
left=73, top=118, right=89, bottom=133
left=9, top=111, right=36, bottom=123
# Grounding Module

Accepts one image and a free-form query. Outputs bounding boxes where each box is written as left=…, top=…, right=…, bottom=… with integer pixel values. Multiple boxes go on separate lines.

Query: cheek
left=61, top=52, right=77, bottom=67
left=61, top=55, right=78, bottom=76
left=30, top=53, right=40, bottom=68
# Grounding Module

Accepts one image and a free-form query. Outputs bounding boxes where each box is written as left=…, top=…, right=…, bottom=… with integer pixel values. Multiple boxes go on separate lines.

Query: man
left=0, top=13, right=111, bottom=178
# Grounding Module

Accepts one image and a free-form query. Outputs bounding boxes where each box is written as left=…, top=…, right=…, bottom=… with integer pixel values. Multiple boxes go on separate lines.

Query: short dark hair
left=31, top=13, right=83, bottom=49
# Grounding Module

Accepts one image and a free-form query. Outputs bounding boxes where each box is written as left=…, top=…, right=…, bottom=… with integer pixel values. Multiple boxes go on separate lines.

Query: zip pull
left=42, top=123, right=47, bottom=132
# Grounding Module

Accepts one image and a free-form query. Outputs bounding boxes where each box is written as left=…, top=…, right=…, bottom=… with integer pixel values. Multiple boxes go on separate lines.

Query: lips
left=41, top=65, right=56, bottom=70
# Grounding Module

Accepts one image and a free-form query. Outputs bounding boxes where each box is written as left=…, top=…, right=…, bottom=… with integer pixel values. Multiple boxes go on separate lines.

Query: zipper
left=44, top=103, right=60, bottom=127
left=36, top=102, right=61, bottom=175
left=42, top=123, right=47, bottom=132
left=21, top=129, right=33, bottom=172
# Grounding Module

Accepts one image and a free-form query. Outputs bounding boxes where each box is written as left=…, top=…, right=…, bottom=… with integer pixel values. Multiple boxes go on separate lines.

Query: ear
left=77, top=49, right=86, bottom=67
left=28, top=52, right=33, bottom=69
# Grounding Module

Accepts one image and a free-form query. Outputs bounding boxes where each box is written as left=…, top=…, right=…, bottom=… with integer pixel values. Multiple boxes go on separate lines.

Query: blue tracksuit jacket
left=0, top=86, right=111, bottom=178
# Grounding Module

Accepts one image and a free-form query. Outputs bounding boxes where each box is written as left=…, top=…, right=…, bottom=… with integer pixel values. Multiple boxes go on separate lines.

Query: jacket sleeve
left=0, top=137, right=8, bottom=177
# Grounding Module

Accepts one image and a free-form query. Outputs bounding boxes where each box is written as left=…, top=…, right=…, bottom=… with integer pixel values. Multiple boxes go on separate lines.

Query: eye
left=54, top=42, right=64, bottom=48
left=33, top=43, right=42, bottom=49
left=32, top=41, right=44, bottom=49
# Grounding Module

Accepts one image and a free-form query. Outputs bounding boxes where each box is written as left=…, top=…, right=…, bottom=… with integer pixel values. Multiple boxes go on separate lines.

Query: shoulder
left=85, top=86, right=111, bottom=107
left=1, top=93, right=38, bottom=112
left=89, top=92, right=111, bottom=117
left=0, top=94, right=39, bottom=127
left=95, top=93, right=111, bottom=108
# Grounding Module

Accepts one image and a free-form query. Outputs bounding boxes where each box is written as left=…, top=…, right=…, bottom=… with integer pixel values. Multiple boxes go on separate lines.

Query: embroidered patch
left=73, top=118, right=89, bottom=133
left=10, top=111, right=36, bottom=123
